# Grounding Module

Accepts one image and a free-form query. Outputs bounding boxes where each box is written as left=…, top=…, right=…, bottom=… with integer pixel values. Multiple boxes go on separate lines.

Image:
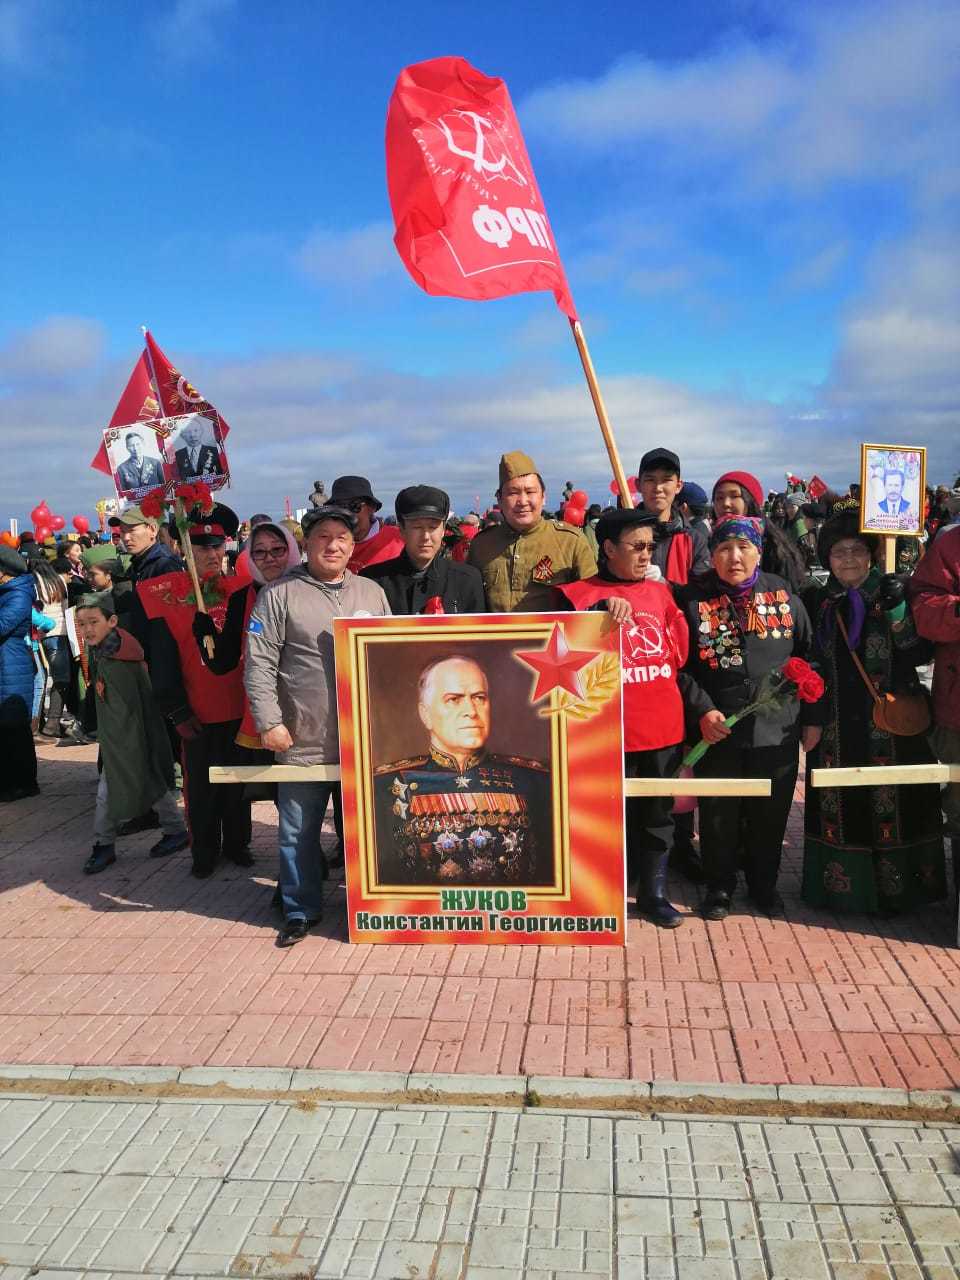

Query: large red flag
left=144, top=331, right=230, bottom=437
left=89, top=332, right=230, bottom=476
left=386, top=57, right=576, bottom=318
left=89, top=352, right=160, bottom=476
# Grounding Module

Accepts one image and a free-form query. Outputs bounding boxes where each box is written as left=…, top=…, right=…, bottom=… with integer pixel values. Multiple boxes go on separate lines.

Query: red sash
left=347, top=524, right=404, bottom=573
left=665, top=531, right=693, bottom=585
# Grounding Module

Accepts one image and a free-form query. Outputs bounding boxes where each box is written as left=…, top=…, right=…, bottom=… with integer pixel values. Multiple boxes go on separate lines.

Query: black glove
left=174, top=714, right=204, bottom=741
left=876, top=573, right=908, bottom=611
left=192, top=613, right=217, bottom=641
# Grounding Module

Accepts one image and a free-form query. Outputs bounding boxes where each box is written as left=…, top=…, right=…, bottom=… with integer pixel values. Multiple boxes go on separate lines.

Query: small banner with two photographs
left=103, top=412, right=229, bottom=504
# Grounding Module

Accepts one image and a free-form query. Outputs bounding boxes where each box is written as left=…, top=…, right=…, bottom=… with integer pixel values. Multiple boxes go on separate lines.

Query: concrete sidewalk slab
left=0, top=742, right=958, bottom=1091
left=1, top=1090, right=959, bottom=1279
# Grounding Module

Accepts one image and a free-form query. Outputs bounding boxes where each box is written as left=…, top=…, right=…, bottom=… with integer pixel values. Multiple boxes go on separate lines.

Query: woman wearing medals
left=675, top=516, right=818, bottom=920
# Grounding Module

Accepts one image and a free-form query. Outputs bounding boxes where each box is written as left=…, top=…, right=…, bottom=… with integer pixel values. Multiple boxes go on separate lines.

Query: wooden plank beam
left=210, top=766, right=770, bottom=797
left=810, top=763, right=959, bottom=788
left=210, top=765, right=342, bottom=783
left=625, top=777, right=771, bottom=797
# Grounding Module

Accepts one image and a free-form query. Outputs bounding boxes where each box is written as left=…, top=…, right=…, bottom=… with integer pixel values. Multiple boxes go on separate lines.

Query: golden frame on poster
left=859, top=443, right=926, bottom=538
left=333, top=611, right=626, bottom=946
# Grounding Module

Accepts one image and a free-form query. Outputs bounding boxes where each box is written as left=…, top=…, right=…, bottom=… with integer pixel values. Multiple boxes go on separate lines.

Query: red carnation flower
left=140, top=489, right=167, bottom=520
left=781, top=656, right=824, bottom=703
left=191, top=480, right=215, bottom=516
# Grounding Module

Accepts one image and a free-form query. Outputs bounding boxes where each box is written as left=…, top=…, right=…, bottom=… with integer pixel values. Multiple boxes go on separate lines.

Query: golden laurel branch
left=539, top=651, right=620, bottom=721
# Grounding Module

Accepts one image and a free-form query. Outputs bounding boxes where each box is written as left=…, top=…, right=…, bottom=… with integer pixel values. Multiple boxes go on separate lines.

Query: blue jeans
left=31, top=652, right=44, bottom=719
left=277, top=781, right=332, bottom=922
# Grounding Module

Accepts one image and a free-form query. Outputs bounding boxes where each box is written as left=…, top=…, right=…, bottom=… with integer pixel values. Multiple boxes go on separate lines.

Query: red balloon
left=570, top=490, right=589, bottom=506
left=609, top=476, right=640, bottom=499
left=30, top=503, right=50, bottom=526
left=72, top=515, right=90, bottom=534
left=49, top=514, right=66, bottom=532
left=562, top=502, right=586, bottom=528
left=234, top=546, right=251, bottom=580
left=35, top=524, right=52, bottom=542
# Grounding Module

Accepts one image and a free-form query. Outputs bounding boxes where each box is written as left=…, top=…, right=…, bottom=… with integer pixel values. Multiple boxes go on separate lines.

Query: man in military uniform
left=373, top=655, right=553, bottom=886
left=469, top=451, right=597, bottom=612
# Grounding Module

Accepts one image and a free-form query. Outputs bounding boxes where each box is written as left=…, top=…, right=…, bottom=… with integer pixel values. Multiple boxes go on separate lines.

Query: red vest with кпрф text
left=559, top=576, right=689, bottom=752
left=137, top=570, right=250, bottom=725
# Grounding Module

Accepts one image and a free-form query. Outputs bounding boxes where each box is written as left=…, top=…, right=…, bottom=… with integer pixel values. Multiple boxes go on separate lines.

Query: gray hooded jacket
left=243, top=566, right=390, bottom=765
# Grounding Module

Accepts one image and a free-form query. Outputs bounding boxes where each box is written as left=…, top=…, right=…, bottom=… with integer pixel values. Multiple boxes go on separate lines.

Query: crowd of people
left=1, top=447, right=958, bottom=947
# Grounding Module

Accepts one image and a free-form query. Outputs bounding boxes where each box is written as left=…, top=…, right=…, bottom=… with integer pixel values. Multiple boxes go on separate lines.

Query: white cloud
left=826, top=230, right=960, bottom=440
left=522, top=2, right=960, bottom=198
left=0, top=334, right=881, bottom=523
left=296, top=221, right=400, bottom=288
left=0, top=316, right=106, bottom=380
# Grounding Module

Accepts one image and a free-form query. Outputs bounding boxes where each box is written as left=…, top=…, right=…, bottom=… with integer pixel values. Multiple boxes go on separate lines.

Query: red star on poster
left=515, top=623, right=596, bottom=701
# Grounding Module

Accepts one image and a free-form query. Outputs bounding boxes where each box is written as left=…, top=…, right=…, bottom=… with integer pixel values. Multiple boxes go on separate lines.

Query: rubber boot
left=636, top=851, right=683, bottom=928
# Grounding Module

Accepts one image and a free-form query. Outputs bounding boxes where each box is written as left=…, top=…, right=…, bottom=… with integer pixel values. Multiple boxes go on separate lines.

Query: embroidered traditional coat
left=801, top=570, right=945, bottom=913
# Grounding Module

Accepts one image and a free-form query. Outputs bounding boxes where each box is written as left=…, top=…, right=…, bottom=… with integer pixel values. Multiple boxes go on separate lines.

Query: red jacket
left=909, top=524, right=960, bottom=730
left=559, top=575, right=689, bottom=751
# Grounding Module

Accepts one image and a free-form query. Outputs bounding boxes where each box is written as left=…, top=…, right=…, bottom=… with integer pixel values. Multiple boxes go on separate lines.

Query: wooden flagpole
left=140, top=326, right=214, bottom=657
left=570, top=319, right=635, bottom=510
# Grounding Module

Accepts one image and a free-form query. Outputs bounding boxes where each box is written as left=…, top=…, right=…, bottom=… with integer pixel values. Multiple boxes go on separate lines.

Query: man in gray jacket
left=244, top=506, right=390, bottom=945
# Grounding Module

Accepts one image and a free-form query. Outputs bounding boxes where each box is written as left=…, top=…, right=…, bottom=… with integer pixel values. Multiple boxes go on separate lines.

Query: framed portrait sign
left=334, top=611, right=626, bottom=946
left=159, top=412, right=230, bottom=491
left=103, top=421, right=169, bottom=502
left=859, top=443, right=926, bottom=537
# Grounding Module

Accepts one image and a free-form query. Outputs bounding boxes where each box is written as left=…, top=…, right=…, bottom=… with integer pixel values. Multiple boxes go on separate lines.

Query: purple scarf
left=711, top=567, right=762, bottom=630
left=819, top=584, right=868, bottom=652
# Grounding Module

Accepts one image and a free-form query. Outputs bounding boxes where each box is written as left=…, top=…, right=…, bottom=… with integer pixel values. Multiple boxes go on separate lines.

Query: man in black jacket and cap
left=109, top=505, right=183, bottom=653
left=363, top=486, right=486, bottom=614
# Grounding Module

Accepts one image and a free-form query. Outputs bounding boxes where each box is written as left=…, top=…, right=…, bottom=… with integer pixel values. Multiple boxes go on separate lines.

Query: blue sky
left=1, top=0, right=957, bottom=525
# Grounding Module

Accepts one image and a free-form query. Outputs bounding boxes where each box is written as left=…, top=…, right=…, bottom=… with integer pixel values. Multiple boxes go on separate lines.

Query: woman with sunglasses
left=192, top=520, right=300, bottom=744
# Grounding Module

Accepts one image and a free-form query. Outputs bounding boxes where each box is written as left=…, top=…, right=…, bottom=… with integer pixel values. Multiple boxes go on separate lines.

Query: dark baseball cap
left=679, top=481, right=708, bottom=506
left=301, top=505, right=357, bottom=536
left=638, top=448, right=681, bottom=477
left=395, top=485, right=450, bottom=522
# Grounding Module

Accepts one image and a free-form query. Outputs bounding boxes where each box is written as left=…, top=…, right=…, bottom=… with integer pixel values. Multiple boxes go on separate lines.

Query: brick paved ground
left=1, top=1089, right=959, bottom=1279
left=0, top=741, right=957, bottom=1088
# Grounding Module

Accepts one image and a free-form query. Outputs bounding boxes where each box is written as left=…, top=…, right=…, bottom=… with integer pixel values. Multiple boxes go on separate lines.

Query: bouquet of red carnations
left=681, top=656, right=824, bottom=769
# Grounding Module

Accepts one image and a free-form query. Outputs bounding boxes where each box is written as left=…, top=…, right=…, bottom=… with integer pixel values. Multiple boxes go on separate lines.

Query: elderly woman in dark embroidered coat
left=801, top=502, right=945, bottom=914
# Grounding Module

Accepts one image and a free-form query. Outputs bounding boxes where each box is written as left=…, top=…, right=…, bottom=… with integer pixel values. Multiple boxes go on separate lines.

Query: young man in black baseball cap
left=362, top=485, right=486, bottom=614
left=636, top=448, right=710, bottom=884
left=636, top=448, right=710, bottom=584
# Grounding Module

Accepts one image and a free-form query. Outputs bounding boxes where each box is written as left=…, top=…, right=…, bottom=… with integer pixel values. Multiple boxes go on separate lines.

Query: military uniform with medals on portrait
left=372, top=746, right=553, bottom=887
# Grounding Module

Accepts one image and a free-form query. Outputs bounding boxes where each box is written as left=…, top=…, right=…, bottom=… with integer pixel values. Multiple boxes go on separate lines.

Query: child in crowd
left=73, top=593, right=189, bottom=874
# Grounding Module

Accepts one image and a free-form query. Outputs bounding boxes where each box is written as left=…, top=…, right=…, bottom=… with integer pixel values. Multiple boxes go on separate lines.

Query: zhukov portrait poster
left=334, top=612, right=626, bottom=945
